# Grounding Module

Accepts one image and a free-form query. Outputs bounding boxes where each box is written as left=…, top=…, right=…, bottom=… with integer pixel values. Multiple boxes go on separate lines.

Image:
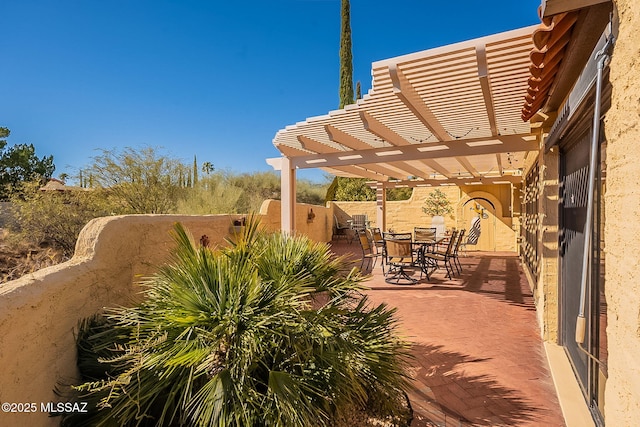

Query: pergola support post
left=281, top=157, right=296, bottom=235
left=376, top=182, right=386, bottom=231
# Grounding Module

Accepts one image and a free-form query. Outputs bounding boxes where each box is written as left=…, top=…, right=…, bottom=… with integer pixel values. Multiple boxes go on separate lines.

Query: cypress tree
left=338, top=0, right=354, bottom=109
left=193, top=155, right=198, bottom=187
left=328, top=0, right=356, bottom=202
left=356, top=80, right=361, bottom=100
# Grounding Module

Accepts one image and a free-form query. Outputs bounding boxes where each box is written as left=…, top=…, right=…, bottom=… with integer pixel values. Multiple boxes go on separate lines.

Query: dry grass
left=0, top=228, right=67, bottom=283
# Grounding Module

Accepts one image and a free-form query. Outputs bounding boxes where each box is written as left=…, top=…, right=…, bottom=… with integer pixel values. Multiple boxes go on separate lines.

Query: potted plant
left=422, top=189, right=453, bottom=238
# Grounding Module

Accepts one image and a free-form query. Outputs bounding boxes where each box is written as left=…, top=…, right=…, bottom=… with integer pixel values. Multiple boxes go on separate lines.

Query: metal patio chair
left=383, top=233, right=417, bottom=284
left=332, top=214, right=352, bottom=243
left=366, top=227, right=385, bottom=273
left=356, top=229, right=381, bottom=273
left=460, top=217, right=481, bottom=255
left=451, top=228, right=466, bottom=274
left=349, top=214, right=370, bottom=231
left=423, top=229, right=459, bottom=279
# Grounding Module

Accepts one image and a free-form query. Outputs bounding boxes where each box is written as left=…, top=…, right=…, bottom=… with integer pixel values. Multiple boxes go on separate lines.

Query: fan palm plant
left=61, top=218, right=410, bottom=427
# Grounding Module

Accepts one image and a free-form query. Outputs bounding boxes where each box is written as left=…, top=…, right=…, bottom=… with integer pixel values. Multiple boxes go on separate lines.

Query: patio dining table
left=382, top=233, right=445, bottom=282
left=412, top=237, right=445, bottom=278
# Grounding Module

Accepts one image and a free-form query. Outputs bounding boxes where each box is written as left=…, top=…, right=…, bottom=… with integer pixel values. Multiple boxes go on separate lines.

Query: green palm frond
left=63, top=221, right=411, bottom=426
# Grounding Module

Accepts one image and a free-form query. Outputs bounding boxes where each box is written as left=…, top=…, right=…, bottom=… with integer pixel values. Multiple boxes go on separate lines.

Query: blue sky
left=2, top=0, right=540, bottom=183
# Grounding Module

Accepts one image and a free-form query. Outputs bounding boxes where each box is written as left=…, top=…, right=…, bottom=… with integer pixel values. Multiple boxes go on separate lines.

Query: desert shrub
left=9, top=181, right=123, bottom=255
left=176, top=174, right=243, bottom=214
left=327, top=177, right=412, bottom=202
left=296, top=178, right=327, bottom=206
left=62, top=220, right=410, bottom=426
left=89, top=146, right=184, bottom=214
left=176, top=170, right=328, bottom=215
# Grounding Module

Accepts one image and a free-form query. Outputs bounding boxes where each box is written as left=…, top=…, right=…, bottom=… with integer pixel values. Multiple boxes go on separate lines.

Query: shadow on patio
left=329, top=240, right=565, bottom=426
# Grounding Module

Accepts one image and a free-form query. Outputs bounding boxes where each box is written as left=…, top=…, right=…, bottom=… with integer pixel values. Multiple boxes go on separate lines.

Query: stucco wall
left=332, top=184, right=518, bottom=252
left=603, top=1, right=640, bottom=424
left=0, top=209, right=331, bottom=427
left=0, top=215, right=244, bottom=426
left=259, top=199, right=332, bottom=242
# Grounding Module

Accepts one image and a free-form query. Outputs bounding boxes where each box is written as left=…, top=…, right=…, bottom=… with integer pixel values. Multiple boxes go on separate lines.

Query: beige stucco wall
left=0, top=215, right=240, bottom=426
left=260, top=199, right=332, bottom=242
left=603, top=0, right=640, bottom=424
left=0, top=208, right=331, bottom=427
left=332, top=184, right=518, bottom=252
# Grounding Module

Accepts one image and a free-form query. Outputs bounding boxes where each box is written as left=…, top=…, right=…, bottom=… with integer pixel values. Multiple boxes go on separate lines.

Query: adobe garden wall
left=332, top=184, right=519, bottom=252
left=0, top=207, right=332, bottom=427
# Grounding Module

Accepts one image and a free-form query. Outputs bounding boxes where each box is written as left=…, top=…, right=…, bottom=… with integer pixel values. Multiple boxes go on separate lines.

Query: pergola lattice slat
left=269, top=26, right=540, bottom=233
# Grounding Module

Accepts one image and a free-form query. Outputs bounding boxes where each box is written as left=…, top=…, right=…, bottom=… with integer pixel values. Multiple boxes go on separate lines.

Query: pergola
left=267, top=26, right=540, bottom=233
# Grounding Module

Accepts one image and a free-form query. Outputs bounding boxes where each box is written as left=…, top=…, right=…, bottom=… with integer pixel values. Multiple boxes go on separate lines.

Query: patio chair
left=332, top=215, right=352, bottom=243
left=366, top=227, right=385, bottom=272
left=451, top=229, right=466, bottom=274
left=460, top=217, right=481, bottom=255
left=423, top=229, right=459, bottom=279
left=349, top=214, right=370, bottom=231
left=414, top=227, right=436, bottom=241
left=383, top=233, right=417, bottom=284
left=383, top=231, right=412, bottom=240
left=414, top=227, right=437, bottom=253
left=356, top=229, right=381, bottom=273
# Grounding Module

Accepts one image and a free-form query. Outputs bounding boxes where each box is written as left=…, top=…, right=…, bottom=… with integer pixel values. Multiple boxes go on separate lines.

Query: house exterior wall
left=539, top=148, right=561, bottom=343
left=522, top=1, right=640, bottom=424
left=602, top=0, right=640, bottom=423
left=522, top=148, right=561, bottom=343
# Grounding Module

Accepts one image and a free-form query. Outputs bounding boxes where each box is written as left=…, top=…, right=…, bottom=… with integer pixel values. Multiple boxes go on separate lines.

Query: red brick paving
left=330, top=241, right=565, bottom=426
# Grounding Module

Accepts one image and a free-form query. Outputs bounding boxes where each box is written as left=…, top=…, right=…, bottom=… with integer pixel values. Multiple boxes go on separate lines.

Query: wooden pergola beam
left=476, top=44, right=499, bottom=137
left=456, top=156, right=481, bottom=178
left=282, top=134, right=537, bottom=169
left=388, top=64, right=452, bottom=142
left=371, top=174, right=522, bottom=188
left=360, top=111, right=411, bottom=146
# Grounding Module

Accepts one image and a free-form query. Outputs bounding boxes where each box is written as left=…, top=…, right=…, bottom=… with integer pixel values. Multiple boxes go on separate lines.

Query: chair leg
left=443, top=258, right=453, bottom=279
left=417, top=248, right=430, bottom=280
left=454, top=256, right=462, bottom=274
left=447, top=257, right=457, bottom=276
left=385, top=265, right=417, bottom=284
left=450, top=257, right=459, bottom=276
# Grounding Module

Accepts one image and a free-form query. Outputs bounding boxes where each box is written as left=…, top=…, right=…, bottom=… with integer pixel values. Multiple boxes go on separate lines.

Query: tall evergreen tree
left=328, top=0, right=357, bottom=201
left=192, top=155, right=198, bottom=187
left=356, top=80, right=362, bottom=100
left=338, top=0, right=354, bottom=109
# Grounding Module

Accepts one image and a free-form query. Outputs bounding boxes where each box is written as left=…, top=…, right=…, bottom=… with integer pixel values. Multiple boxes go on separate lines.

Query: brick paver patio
left=330, top=240, right=565, bottom=426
